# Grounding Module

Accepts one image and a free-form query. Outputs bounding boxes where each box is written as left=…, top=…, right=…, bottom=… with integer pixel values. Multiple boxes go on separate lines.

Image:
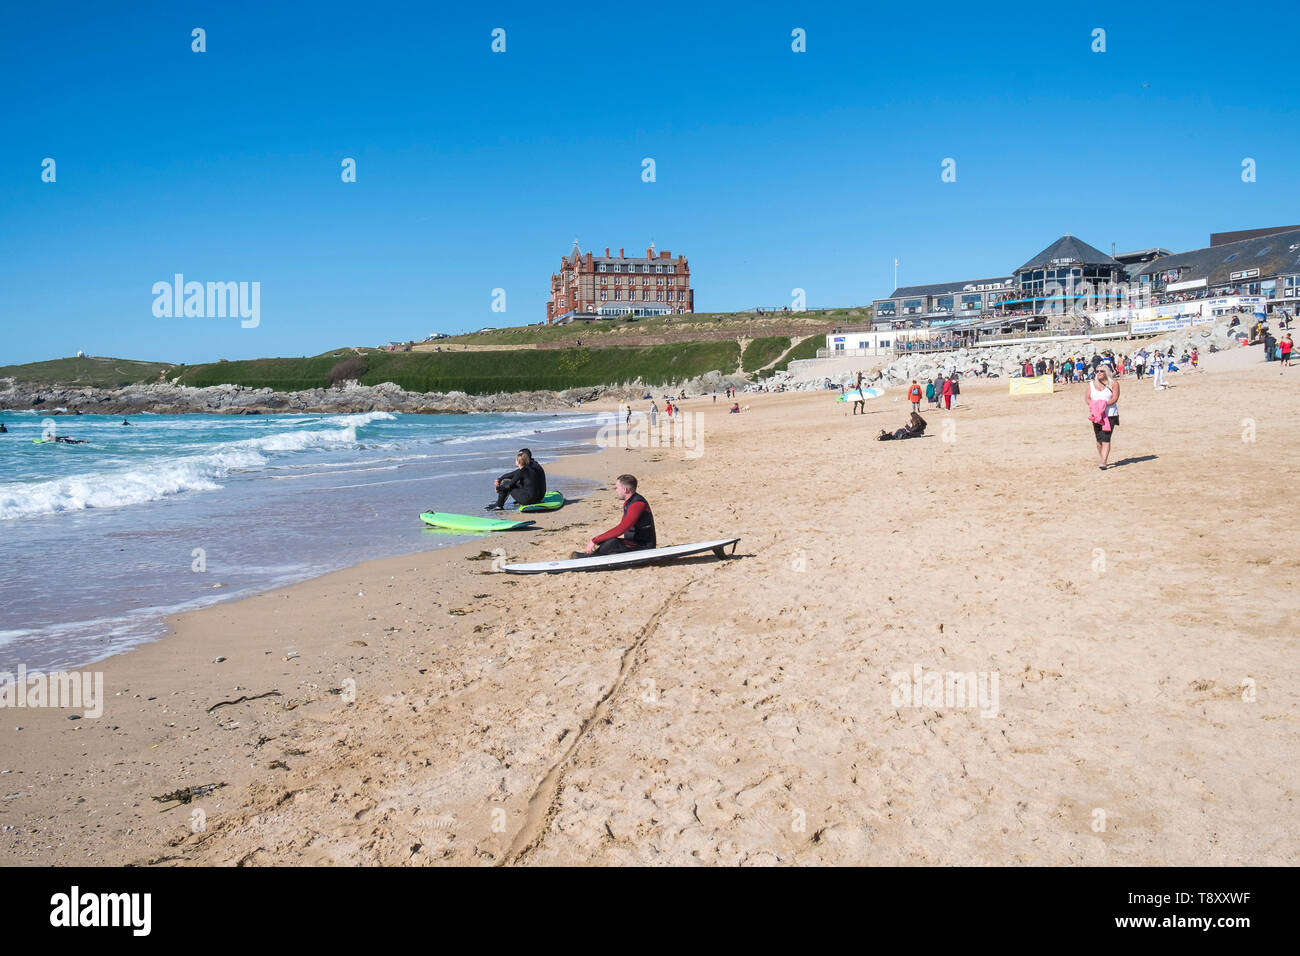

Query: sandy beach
left=2, top=347, right=1296, bottom=866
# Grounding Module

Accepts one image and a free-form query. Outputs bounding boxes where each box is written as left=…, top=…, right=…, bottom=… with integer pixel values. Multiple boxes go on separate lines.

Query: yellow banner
left=1008, top=376, right=1054, bottom=395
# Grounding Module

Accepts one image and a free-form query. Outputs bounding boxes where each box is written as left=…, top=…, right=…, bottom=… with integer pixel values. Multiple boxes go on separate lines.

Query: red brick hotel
left=547, top=241, right=694, bottom=323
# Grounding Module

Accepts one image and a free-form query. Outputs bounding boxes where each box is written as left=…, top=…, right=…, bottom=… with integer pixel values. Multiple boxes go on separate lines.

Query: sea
left=0, top=409, right=605, bottom=674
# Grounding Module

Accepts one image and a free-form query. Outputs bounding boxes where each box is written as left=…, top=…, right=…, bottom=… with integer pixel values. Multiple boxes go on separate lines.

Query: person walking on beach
left=925, top=379, right=936, bottom=409
left=1190, top=348, right=1199, bottom=369
left=908, top=380, right=922, bottom=414
left=949, top=374, right=960, bottom=407
left=1280, top=334, right=1293, bottom=371
left=941, top=376, right=954, bottom=410
left=649, top=401, right=659, bottom=428
left=1133, top=350, right=1146, bottom=381
left=574, top=473, right=655, bottom=557
left=488, top=448, right=546, bottom=511
left=1152, top=351, right=1167, bottom=390
left=1087, top=365, right=1120, bottom=470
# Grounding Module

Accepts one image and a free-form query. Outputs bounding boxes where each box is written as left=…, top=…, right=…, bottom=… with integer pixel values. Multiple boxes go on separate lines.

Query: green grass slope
left=176, top=341, right=742, bottom=394
left=740, top=336, right=792, bottom=372
left=0, top=356, right=177, bottom=387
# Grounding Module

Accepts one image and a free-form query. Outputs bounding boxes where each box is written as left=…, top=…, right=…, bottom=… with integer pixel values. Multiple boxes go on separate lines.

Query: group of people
left=487, top=449, right=657, bottom=559
left=912, top=373, right=960, bottom=410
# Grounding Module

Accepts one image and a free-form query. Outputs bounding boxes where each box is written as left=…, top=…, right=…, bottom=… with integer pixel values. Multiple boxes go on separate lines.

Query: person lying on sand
left=572, top=474, right=656, bottom=558
left=876, top=412, right=927, bottom=442
left=487, top=448, right=546, bottom=511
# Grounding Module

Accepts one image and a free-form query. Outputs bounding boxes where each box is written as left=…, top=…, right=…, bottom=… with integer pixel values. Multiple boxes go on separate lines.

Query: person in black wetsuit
left=575, top=474, right=656, bottom=558
left=487, top=448, right=546, bottom=510
left=0, top=422, right=7, bottom=433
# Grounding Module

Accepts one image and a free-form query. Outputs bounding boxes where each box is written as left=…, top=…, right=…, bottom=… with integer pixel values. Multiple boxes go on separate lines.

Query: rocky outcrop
left=0, top=371, right=752, bottom=416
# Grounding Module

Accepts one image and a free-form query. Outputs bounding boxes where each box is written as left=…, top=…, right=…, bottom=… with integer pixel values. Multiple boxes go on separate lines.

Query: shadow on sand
left=1107, top=455, right=1158, bottom=469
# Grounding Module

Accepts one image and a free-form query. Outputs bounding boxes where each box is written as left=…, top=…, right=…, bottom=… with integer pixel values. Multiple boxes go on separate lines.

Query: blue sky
left=2, top=0, right=1297, bottom=365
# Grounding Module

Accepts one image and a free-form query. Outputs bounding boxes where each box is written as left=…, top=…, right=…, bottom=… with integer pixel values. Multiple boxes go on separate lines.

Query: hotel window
left=599, top=264, right=606, bottom=272
left=937, top=296, right=953, bottom=312
left=903, top=298, right=922, bottom=314
left=677, top=291, right=683, bottom=300
left=641, top=290, right=648, bottom=300
left=656, top=291, right=664, bottom=301
left=962, top=294, right=980, bottom=310
left=656, top=277, right=664, bottom=285
left=615, top=289, right=622, bottom=300
left=642, top=277, right=649, bottom=285
left=600, top=276, right=607, bottom=285
left=600, top=291, right=607, bottom=301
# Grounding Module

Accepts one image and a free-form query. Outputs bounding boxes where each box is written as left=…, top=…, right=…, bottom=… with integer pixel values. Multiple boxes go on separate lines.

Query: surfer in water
left=487, top=448, right=546, bottom=511
left=574, top=474, right=656, bottom=557
left=0, top=422, right=7, bottom=433
left=121, top=418, right=133, bottom=426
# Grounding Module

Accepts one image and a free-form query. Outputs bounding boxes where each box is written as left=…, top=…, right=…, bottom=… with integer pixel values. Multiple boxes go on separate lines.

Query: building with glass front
left=992, top=235, right=1128, bottom=313
left=872, top=276, right=1013, bottom=325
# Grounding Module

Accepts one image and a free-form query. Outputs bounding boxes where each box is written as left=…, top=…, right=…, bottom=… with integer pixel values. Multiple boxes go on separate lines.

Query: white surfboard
left=501, top=538, right=740, bottom=574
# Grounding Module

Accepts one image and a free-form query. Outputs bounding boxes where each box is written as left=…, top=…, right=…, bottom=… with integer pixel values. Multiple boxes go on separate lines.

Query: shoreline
left=2, top=359, right=1297, bottom=866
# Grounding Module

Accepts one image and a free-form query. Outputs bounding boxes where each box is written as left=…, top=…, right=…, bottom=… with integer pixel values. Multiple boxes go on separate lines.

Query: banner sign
left=1008, top=376, right=1054, bottom=395
left=1132, top=316, right=1196, bottom=334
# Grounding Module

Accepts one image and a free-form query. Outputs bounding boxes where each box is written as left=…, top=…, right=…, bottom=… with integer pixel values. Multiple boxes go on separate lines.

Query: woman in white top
left=1152, top=350, right=1167, bottom=389
left=1087, top=366, right=1121, bottom=470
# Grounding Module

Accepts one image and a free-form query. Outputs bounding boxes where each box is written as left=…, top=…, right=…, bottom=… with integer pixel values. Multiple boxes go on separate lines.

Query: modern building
left=872, top=276, right=1013, bottom=324
left=547, top=241, right=694, bottom=323
left=1129, top=228, right=1300, bottom=308
left=990, top=235, right=1128, bottom=314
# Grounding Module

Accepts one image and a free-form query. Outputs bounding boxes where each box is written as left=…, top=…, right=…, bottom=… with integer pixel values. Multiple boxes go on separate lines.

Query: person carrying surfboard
left=487, top=448, right=546, bottom=511
left=576, top=474, right=656, bottom=557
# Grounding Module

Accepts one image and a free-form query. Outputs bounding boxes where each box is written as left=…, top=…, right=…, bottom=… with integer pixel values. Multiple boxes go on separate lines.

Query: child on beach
left=925, top=380, right=936, bottom=408
left=908, top=380, right=922, bottom=413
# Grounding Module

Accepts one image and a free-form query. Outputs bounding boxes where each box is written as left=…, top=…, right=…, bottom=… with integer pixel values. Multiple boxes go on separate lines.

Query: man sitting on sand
left=487, top=448, right=546, bottom=511
left=574, top=474, right=656, bottom=557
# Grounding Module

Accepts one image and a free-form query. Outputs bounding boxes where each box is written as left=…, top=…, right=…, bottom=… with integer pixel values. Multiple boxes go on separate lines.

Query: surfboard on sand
left=500, top=538, right=740, bottom=574
left=419, top=512, right=535, bottom=532
left=518, top=490, right=565, bottom=513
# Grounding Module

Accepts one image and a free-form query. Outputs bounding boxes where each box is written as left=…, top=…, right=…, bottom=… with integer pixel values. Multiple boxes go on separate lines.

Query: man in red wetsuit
left=576, top=474, right=656, bottom=558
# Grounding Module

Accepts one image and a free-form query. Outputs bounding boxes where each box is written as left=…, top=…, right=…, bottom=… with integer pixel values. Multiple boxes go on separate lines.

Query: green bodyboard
left=518, top=490, right=565, bottom=513
left=419, top=512, right=535, bottom=532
